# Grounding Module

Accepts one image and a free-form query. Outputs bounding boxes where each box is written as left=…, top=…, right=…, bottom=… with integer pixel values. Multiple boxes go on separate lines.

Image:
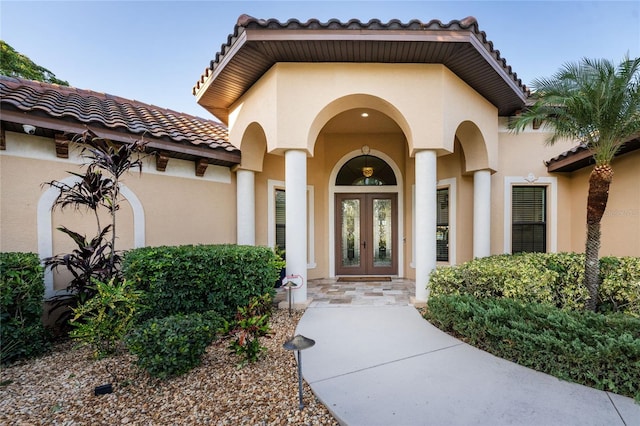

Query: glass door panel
left=340, top=198, right=361, bottom=269
left=335, top=193, right=397, bottom=276
left=373, top=198, right=392, bottom=268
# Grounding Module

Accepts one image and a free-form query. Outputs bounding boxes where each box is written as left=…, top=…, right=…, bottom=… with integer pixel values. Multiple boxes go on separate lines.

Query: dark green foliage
left=1, top=40, right=69, bottom=85
left=125, top=310, right=224, bottom=379
left=429, top=253, right=639, bottom=316
left=123, top=244, right=282, bottom=321
left=0, top=253, right=50, bottom=364
left=425, top=294, right=640, bottom=401
left=69, top=279, right=144, bottom=359
left=223, top=294, right=273, bottom=366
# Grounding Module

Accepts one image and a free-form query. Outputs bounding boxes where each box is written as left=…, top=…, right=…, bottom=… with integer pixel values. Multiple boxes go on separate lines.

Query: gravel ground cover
left=0, top=310, right=338, bottom=425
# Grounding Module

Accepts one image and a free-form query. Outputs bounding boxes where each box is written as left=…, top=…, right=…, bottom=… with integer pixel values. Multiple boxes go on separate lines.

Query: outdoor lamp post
left=283, top=334, right=316, bottom=410
left=282, top=275, right=303, bottom=316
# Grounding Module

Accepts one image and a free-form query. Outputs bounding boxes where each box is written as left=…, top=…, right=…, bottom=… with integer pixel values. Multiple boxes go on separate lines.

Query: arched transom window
left=336, top=155, right=397, bottom=186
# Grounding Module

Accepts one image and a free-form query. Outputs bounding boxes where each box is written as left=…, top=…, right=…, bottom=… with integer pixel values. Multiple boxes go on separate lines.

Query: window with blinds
left=512, top=186, right=546, bottom=253
left=275, top=189, right=286, bottom=252
left=436, top=188, right=449, bottom=261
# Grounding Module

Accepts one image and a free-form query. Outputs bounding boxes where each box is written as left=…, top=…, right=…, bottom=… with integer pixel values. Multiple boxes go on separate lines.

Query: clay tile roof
left=194, top=16, right=529, bottom=121
left=0, top=75, right=240, bottom=167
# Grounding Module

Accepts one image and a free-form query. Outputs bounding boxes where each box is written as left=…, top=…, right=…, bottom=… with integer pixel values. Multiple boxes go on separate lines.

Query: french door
left=335, top=193, right=397, bottom=275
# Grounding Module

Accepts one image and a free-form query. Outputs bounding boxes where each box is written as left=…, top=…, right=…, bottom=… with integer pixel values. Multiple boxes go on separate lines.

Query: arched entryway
left=329, top=148, right=404, bottom=277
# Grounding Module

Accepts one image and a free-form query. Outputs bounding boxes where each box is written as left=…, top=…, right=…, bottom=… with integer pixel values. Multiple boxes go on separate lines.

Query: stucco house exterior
left=1, top=16, right=638, bottom=307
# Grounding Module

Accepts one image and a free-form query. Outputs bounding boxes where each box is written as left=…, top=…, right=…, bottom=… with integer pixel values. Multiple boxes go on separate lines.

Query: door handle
left=363, top=241, right=366, bottom=249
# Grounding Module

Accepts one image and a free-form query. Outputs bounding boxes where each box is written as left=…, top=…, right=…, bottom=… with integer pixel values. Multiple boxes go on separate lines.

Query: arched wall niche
left=238, top=122, right=267, bottom=172
left=454, top=120, right=492, bottom=173
left=308, top=94, right=412, bottom=155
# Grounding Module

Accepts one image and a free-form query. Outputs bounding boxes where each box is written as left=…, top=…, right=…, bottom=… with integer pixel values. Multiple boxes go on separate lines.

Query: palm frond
left=509, top=56, right=640, bottom=164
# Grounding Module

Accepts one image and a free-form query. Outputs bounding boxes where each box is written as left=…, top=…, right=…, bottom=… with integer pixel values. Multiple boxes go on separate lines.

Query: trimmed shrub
left=125, top=310, right=224, bottom=379
left=122, top=244, right=282, bottom=321
left=425, top=294, right=640, bottom=401
left=1, top=252, right=50, bottom=364
left=599, top=256, right=640, bottom=316
left=429, top=253, right=638, bottom=316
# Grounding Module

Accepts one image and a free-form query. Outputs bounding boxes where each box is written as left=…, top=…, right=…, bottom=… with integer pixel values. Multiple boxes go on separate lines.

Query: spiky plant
left=43, top=131, right=145, bottom=324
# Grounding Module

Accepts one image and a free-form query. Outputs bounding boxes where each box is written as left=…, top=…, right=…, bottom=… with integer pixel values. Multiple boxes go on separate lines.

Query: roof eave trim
left=243, top=27, right=472, bottom=42
left=546, top=148, right=593, bottom=172
left=195, top=30, right=248, bottom=103
left=1, top=108, right=240, bottom=165
left=467, top=35, right=527, bottom=102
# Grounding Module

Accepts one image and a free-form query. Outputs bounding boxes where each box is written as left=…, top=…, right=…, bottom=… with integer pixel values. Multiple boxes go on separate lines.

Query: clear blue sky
left=1, top=1, right=638, bottom=120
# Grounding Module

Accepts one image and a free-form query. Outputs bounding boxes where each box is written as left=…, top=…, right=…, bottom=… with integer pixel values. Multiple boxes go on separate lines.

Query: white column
left=415, top=150, right=437, bottom=302
left=285, top=150, right=307, bottom=304
left=236, top=169, right=256, bottom=245
left=473, top=169, right=491, bottom=258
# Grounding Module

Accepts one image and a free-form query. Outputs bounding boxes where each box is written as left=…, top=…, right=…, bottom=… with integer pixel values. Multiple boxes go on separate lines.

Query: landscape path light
left=283, top=334, right=316, bottom=410
left=281, top=275, right=303, bottom=316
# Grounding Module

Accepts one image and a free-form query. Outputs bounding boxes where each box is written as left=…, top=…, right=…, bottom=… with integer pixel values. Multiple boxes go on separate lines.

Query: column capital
left=470, top=167, right=496, bottom=175
left=232, top=165, right=261, bottom=173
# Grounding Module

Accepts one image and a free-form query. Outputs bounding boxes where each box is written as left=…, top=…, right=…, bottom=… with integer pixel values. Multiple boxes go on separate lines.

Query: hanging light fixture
left=361, top=145, right=373, bottom=177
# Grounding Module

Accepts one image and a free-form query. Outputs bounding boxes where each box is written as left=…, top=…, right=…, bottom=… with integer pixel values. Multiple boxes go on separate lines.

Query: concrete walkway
left=291, top=281, right=640, bottom=426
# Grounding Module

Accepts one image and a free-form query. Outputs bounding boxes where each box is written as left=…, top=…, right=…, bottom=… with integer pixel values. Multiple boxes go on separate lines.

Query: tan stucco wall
left=1, top=152, right=48, bottom=252
left=568, top=150, right=640, bottom=257
left=227, top=61, right=509, bottom=277
left=128, top=172, right=236, bottom=247
left=4, top=62, right=639, bottom=292
left=496, top=126, right=640, bottom=257
left=255, top=131, right=409, bottom=280
left=496, top=126, right=574, bottom=254
left=255, top=152, right=285, bottom=248
left=232, top=63, right=640, bottom=278
left=437, top=141, right=474, bottom=263
left=1, top=131, right=236, bottom=290
left=228, top=63, right=498, bottom=167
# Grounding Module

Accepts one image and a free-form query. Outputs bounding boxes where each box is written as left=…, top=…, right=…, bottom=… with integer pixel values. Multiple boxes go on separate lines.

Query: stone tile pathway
left=275, top=278, right=415, bottom=307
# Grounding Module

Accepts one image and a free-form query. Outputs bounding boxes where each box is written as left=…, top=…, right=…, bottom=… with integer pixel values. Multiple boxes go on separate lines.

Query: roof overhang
left=0, top=107, right=241, bottom=167
left=194, top=16, right=529, bottom=123
left=546, top=136, right=640, bottom=173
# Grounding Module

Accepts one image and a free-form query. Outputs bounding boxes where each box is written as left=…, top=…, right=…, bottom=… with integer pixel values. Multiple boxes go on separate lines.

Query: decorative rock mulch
left=0, top=310, right=338, bottom=425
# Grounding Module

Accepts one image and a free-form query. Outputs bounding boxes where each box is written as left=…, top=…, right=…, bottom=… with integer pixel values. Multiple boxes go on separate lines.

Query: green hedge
left=425, top=294, right=640, bottom=401
left=428, top=253, right=640, bottom=316
left=122, top=244, right=282, bottom=321
left=1, top=252, right=50, bottom=364
left=125, top=310, right=224, bottom=379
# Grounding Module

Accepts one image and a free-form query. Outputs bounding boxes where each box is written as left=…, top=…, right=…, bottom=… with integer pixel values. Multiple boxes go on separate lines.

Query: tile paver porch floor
left=275, top=277, right=416, bottom=307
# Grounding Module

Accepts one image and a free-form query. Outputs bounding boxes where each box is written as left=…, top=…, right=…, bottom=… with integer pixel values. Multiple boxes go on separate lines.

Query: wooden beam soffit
left=156, top=152, right=169, bottom=172
left=54, top=133, right=70, bottom=158
left=195, top=158, right=208, bottom=177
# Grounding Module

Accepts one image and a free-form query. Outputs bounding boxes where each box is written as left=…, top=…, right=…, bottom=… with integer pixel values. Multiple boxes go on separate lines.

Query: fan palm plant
left=510, top=57, right=640, bottom=311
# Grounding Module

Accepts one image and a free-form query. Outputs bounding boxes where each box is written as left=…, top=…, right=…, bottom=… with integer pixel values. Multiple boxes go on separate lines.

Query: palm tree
left=510, top=57, right=640, bottom=311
